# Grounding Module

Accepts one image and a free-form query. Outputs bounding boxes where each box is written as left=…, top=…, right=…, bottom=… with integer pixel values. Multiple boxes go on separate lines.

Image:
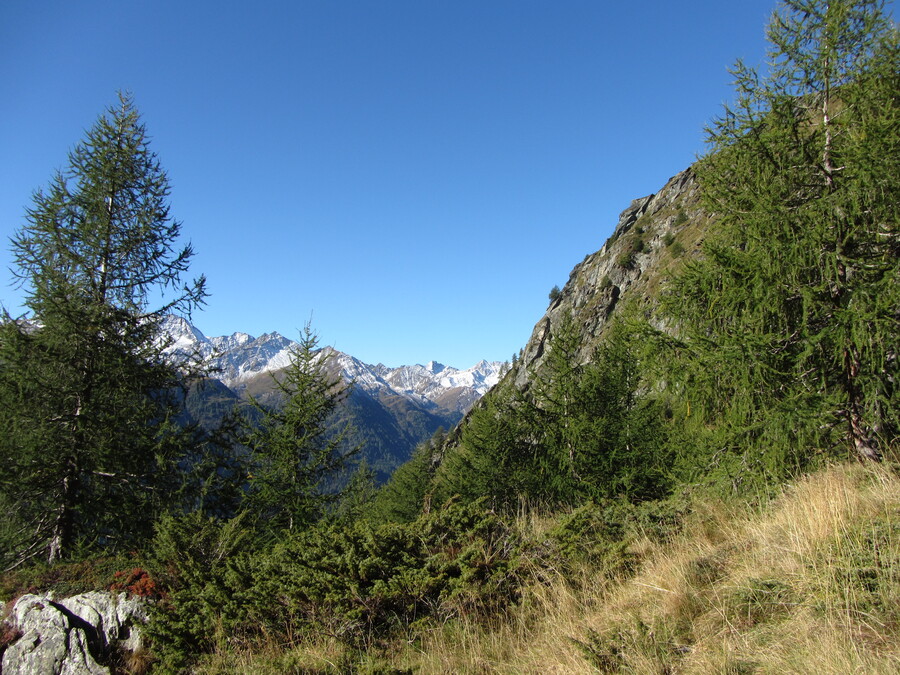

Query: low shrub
left=143, top=512, right=256, bottom=673
left=547, top=498, right=684, bottom=579
left=146, top=500, right=526, bottom=669
left=616, top=249, right=636, bottom=269
left=256, top=498, right=523, bottom=646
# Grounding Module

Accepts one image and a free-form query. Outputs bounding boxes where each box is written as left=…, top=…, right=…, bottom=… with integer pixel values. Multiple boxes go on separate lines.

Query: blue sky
left=2, top=0, right=779, bottom=368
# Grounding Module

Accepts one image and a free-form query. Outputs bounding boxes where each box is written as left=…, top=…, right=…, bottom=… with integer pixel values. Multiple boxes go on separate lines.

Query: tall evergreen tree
left=664, top=0, right=898, bottom=479
left=243, top=324, right=359, bottom=535
left=435, top=385, right=537, bottom=509
left=0, top=92, right=207, bottom=566
left=525, top=313, right=671, bottom=503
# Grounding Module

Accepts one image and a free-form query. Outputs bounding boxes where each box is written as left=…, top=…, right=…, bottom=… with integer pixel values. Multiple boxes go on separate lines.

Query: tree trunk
left=844, top=346, right=881, bottom=462
left=48, top=458, right=78, bottom=564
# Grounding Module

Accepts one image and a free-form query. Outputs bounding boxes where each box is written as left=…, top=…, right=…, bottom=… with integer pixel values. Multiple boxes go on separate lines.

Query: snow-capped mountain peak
left=160, top=318, right=503, bottom=415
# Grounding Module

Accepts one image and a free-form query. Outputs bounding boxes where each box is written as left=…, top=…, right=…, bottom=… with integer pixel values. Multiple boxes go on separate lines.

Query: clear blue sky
left=2, top=0, right=779, bottom=368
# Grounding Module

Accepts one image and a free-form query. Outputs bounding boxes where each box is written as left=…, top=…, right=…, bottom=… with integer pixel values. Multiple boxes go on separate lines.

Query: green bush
left=547, top=498, right=683, bottom=578
left=616, top=249, right=636, bottom=269
left=257, top=498, right=523, bottom=646
left=144, top=512, right=256, bottom=673
left=145, top=500, right=526, bottom=669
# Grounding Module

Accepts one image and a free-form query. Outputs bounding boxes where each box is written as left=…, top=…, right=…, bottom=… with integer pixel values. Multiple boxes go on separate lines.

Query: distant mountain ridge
left=160, top=316, right=504, bottom=479
left=160, top=315, right=503, bottom=414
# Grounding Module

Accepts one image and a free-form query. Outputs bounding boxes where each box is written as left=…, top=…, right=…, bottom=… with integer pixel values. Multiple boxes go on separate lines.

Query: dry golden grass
left=404, top=463, right=900, bottom=673
left=197, top=462, right=900, bottom=673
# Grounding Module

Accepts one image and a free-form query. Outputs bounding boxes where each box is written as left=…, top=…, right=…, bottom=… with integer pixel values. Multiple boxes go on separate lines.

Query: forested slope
left=0, top=1, right=896, bottom=673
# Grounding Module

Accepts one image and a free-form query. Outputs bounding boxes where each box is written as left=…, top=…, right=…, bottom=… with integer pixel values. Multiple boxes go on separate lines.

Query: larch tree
left=243, top=324, right=360, bottom=535
left=664, top=0, right=898, bottom=479
left=0, top=92, right=207, bottom=567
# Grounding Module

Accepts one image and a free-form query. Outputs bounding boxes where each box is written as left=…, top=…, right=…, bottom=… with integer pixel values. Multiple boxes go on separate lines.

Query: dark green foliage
left=549, top=284, right=562, bottom=302
left=260, top=498, right=521, bottom=646
left=370, top=428, right=445, bottom=523
left=517, top=313, right=672, bottom=505
left=244, top=324, right=359, bottom=535
left=332, top=460, right=379, bottom=523
left=0, top=93, right=206, bottom=567
left=659, top=0, right=899, bottom=488
left=436, top=313, right=672, bottom=510
left=548, top=502, right=638, bottom=578
left=616, top=248, right=636, bottom=269
left=144, top=512, right=255, bottom=673
left=146, top=499, right=523, bottom=669
left=435, top=384, right=539, bottom=509
left=546, top=499, right=688, bottom=593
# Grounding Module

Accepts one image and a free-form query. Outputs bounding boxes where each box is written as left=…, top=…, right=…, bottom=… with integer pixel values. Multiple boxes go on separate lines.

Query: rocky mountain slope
left=512, top=167, right=704, bottom=389
left=433, top=167, right=706, bottom=460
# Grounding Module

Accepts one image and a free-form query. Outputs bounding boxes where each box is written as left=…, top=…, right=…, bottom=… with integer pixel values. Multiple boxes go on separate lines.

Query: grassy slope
left=210, top=462, right=900, bottom=673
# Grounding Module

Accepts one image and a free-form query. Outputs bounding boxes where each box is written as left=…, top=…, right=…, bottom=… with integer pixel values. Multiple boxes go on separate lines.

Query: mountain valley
left=161, top=315, right=504, bottom=478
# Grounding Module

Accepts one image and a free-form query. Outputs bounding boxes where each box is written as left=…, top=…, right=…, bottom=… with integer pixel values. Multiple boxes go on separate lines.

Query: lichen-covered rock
left=58, top=592, right=148, bottom=654
left=1, top=592, right=148, bottom=675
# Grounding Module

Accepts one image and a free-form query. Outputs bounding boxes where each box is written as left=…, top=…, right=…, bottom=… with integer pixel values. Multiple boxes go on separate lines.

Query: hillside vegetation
left=0, top=1, right=897, bottom=673
left=188, top=462, right=900, bottom=673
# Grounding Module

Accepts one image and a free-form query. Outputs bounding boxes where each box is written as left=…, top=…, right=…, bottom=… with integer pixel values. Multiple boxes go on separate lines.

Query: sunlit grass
left=190, top=462, right=900, bottom=673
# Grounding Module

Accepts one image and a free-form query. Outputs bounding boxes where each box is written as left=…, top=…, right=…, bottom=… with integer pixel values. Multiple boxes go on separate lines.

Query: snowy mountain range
left=160, top=315, right=504, bottom=416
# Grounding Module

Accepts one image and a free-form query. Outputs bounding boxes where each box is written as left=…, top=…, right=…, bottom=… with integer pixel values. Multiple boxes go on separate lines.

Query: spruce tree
left=665, top=0, right=898, bottom=478
left=0, top=92, right=207, bottom=566
left=243, top=324, right=359, bottom=534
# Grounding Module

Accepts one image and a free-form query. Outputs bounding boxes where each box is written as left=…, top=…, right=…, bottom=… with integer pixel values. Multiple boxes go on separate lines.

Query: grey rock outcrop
left=437, top=166, right=706, bottom=456
left=2, top=592, right=148, bottom=675
left=514, top=167, right=703, bottom=389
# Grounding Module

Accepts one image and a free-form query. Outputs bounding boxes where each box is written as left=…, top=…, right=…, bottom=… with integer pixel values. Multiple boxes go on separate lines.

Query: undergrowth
left=209, top=462, right=900, bottom=674
left=3, top=463, right=897, bottom=673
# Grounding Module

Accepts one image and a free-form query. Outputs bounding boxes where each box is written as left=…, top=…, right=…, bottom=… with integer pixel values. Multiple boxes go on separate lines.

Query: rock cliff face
left=513, top=167, right=705, bottom=389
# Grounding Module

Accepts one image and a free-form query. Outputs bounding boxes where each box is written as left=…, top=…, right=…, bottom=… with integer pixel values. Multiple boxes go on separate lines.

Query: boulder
left=2, top=592, right=148, bottom=675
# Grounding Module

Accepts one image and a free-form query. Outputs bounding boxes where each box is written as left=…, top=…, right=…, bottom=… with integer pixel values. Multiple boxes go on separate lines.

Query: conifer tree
left=433, top=379, right=538, bottom=510
left=0, top=92, right=207, bottom=566
left=244, top=324, right=359, bottom=534
left=370, top=428, right=445, bottom=523
left=665, top=0, right=898, bottom=476
left=527, top=313, right=671, bottom=503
